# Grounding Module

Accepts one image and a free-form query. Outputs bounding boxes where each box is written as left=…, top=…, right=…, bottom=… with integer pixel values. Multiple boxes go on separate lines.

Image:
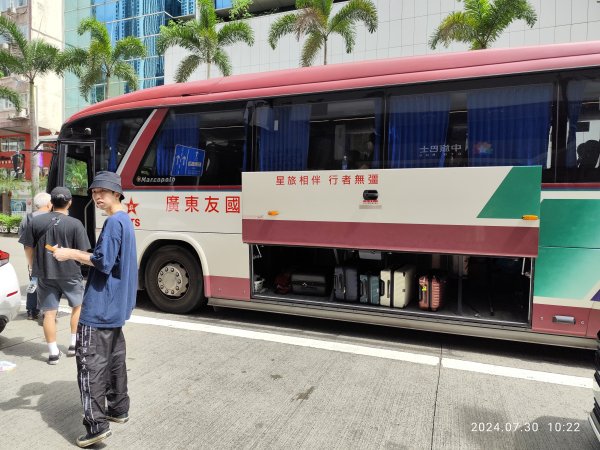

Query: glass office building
left=64, top=0, right=196, bottom=118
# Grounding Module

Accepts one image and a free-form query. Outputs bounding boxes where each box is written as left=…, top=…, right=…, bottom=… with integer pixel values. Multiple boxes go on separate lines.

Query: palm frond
left=429, top=12, right=474, bottom=49
left=0, top=16, right=28, bottom=56
left=78, top=65, right=104, bottom=100
left=212, top=48, right=232, bottom=77
left=300, top=32, right=323, bottom=67
left=56, top=47, right=88, bottom=76
left=78, top=17, right=111, bottom=53
left=333, top=20, right=356, bottom=53
left=157, top=20, right=202, bottom=54
left=0, top=49, right=25, bottom=74
left=218, top=21, right=254, bottom=47
left=330, top=0, right=378, bottom=33
left=197, top=0, right=218, bottom=30
left=114, top=36, right=146, bottom=61
left=112, top=61, right=139, bottom=91
left=294, top=7, right=325, bottom=40
left=27, top=40, right=59, bottom=78
left=175, top=54, right=202, bottom=82
left=268, top=13, right=298, bottom=49
left=0, top=86, right=22, bottom=111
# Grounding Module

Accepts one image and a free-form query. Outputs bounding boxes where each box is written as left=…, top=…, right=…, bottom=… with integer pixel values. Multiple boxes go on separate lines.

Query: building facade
left=0, top=0, right=62, bottom=180
left=165, top=0, right=600, bottom=83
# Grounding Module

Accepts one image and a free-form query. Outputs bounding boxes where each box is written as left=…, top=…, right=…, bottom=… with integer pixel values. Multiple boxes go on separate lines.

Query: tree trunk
left=105, top=74, right=110, bottom=100
left=29, top=80, right=39, bottom=195
left=207, top=63, right=211, bottom=79
left=323, top=39, right=328, bottom=65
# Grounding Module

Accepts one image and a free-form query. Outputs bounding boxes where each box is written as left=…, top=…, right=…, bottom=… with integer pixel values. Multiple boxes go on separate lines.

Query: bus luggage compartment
left=241, top=166, right=541, bottom=258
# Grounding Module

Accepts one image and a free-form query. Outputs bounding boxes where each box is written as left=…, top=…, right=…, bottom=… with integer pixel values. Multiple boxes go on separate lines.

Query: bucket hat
left=89, top=171, right=124, bottom=200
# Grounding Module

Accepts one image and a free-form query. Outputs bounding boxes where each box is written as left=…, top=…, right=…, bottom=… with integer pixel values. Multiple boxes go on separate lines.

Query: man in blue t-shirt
left=54, top=171, right=137, bottom=449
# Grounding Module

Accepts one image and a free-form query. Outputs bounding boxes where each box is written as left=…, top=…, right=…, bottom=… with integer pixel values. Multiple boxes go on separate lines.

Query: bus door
left=242, top=166, right=542, bottom=258
left=59, top=141, right=96, bottom=247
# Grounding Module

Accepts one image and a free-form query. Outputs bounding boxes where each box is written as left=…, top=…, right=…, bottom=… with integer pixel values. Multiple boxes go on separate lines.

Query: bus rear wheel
left=145, top=245, right=206, bottom=314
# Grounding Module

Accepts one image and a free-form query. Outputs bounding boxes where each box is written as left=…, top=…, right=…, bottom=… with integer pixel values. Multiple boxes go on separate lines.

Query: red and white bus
left=48, top=41, right=600, bottom=348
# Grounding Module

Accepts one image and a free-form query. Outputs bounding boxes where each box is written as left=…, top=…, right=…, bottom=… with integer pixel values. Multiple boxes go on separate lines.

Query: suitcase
left=334, top=266, right=359, bottom=302
left=380, top=268, right=394, bottom=306
left=359, top=274, right=369, bottom=304
left=360, top=274, right=380, bottom=305
left=392, top=265, right=416, bottom=309
left=368, top=275, right=380, bottom=305
left=291, top=273, right=327, bottom=296
left=418, top=273, right=446, bottom=311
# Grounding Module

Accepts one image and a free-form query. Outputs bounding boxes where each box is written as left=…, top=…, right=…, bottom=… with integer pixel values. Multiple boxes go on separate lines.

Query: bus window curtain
left=257, top=104, right=311, bottom=171
left=387, top=93, right=451, bottom=168
left=106, top=120, right=122, bottom=172
left=467, top=84, right=553, bottom=166
left=566, top=80, right=586, bottom=168
left=156, top=114, right=200, bottom=176
left=372, top=98, right=382, bottom=169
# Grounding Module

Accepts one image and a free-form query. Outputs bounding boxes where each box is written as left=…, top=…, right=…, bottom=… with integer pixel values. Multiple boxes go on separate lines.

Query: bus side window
left=135, top=104, right=247, bottom=187
left=556, top=78, right=600, bottom=183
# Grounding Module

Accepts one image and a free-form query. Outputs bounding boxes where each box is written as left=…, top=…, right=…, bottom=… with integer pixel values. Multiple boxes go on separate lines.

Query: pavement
left=1, top=235, right=599, bottom=449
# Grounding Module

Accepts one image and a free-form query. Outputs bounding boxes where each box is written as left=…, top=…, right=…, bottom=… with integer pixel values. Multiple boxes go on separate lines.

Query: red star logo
left=125, top=197, right=139, bottom=215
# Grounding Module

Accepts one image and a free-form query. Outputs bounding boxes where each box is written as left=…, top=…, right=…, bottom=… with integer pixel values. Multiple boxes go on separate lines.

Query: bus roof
left=67, top=41, right=600, bottom=124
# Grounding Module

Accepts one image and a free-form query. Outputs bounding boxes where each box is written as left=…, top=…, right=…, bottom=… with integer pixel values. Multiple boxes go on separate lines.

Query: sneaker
left=47, top=351, right=63, bottom=365
left=76, top=429, right=111, bottom=448
left=106, top=412, right=129, bottom=423
left=26, top=312, right=33, bottom=320
left=67, top=346, right=76, bottom=357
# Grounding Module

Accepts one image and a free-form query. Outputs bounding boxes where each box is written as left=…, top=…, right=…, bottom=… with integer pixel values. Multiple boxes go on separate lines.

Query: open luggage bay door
left=242, top=166, right=542, bottom=258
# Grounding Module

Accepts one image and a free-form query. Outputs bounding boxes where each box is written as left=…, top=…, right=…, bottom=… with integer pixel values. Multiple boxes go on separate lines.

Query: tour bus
left=47, top=41, right=600, bottom=349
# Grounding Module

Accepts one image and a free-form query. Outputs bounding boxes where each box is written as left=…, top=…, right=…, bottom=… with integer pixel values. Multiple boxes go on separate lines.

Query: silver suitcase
left=380, top=268, right=394, bottom=307
left=392, top=265, right=416, bottom=308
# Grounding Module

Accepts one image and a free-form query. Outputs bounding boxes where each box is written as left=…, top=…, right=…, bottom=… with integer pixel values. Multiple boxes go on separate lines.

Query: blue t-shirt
left=80, top=211, right=137, bottom=328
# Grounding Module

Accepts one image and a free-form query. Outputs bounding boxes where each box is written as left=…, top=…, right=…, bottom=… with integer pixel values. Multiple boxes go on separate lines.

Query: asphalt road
left=1, top=236, right=598, bottom=449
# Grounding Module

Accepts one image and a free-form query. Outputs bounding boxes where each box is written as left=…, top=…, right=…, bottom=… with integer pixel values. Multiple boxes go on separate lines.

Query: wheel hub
left=157, top=263, right=189, bottom=298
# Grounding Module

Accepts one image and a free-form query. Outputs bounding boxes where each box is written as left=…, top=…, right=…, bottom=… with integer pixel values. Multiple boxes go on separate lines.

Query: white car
left=0, top=249, right=20, bottom=333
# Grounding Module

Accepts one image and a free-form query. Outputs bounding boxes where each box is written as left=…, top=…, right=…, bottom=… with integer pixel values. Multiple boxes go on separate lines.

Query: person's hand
left=53, top=246, right=70, bottom=262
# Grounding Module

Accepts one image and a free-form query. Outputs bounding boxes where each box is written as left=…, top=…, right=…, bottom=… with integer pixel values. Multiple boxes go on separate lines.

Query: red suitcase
left=418, top=273, right=446, bottom=311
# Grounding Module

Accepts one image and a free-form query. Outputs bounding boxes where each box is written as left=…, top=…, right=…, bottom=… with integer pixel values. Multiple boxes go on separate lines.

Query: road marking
left=128, top=314, right=440, bottom=366
left=442, top=358, right=592, bottom=389
left=51, top=302, right=593, bottom=389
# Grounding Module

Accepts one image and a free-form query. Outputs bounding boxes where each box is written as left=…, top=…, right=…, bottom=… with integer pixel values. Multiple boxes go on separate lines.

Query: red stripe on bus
left=531, top=303, right=591, bottom=337
left=204, top=275, right=250, bottom=301
left=121, top=108, right=169, bottom=190
left=242, top=220, right=539, bottom=257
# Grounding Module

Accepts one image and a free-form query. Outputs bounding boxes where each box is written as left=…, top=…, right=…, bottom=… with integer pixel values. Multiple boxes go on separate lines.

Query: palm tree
left=268, top=0, right=378, bottom=67
left=60, top=17, right=146, bottom=101
left=157, top=0, right=254, bottom=81
left=430, top=0, right=537, bottom=50
left=0, top=16, right=59, bottom=194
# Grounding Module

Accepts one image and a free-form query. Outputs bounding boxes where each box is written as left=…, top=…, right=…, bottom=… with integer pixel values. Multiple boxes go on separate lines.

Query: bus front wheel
left=145, top=245, right=206, bottom=314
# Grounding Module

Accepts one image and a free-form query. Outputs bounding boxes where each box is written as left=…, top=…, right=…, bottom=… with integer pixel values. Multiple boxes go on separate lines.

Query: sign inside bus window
left=165, top=195, right=240, bottom=214
left=171, top=145, right=205, bottom=176
left=419, top=144, right=464, bottom=158
left=275, top=173, right=379, bottom=186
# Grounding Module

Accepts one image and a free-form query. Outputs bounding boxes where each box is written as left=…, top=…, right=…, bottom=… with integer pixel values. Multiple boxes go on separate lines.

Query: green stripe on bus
left=534, top=247, right=600, bottom=300
left=540, top=199, right=600, bottom=248
left=477, top=166, right=541, bottom=219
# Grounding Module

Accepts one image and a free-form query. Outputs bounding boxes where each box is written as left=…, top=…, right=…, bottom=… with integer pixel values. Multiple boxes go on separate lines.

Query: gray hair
left=33, top=192, right=51, bottom=210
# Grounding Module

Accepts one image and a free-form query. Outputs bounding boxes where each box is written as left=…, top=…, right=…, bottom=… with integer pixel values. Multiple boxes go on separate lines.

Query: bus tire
left=145, top=245, right=206, bottom=314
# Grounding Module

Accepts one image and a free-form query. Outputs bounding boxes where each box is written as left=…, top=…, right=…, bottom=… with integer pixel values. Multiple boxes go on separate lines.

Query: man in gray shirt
left=18, top=192, right=51, bottom=320
left=19, top=187, right=91, bottom=364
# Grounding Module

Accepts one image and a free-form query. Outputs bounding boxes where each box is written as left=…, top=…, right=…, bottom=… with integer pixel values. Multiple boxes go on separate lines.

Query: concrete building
left=165, top=0, right=600, bottom=83
left=0, top=0, right=62, bottom=179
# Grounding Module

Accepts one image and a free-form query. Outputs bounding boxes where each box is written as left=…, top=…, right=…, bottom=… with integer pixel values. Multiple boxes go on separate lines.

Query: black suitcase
left=334, top=266, right=359, bottom=302
left=291, top=273, right=327, bottom=296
